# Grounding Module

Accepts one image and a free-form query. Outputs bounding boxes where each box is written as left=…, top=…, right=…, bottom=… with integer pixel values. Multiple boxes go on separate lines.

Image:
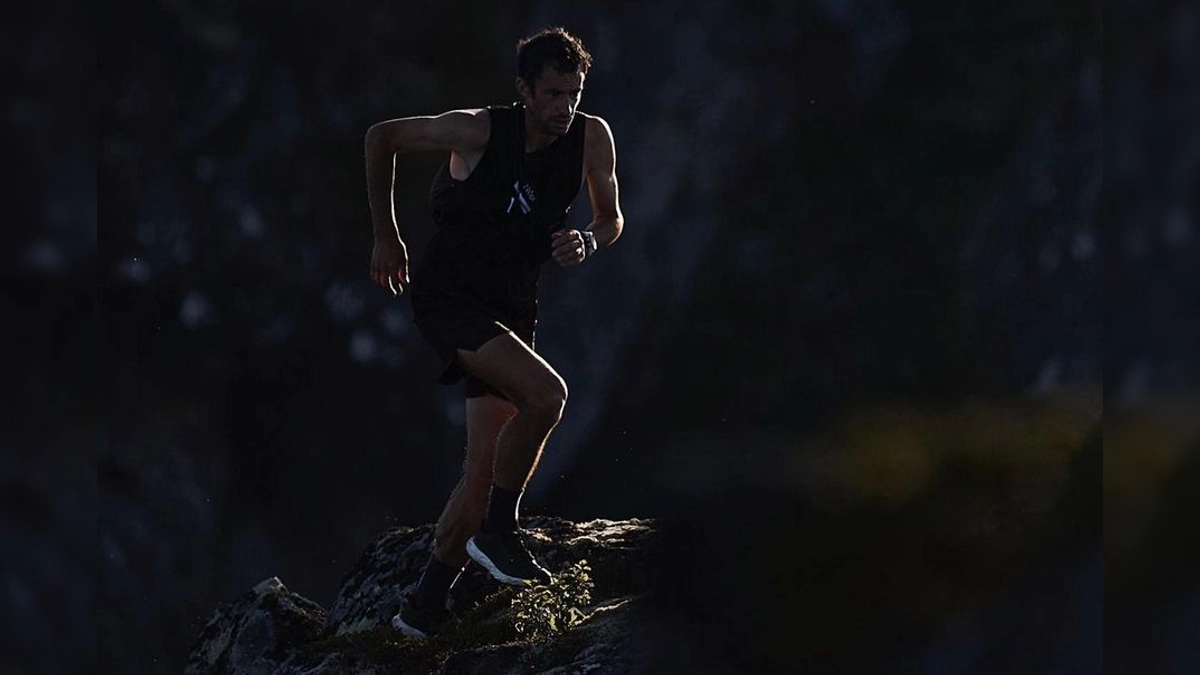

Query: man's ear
left=516, top=76, right=533, bottom=102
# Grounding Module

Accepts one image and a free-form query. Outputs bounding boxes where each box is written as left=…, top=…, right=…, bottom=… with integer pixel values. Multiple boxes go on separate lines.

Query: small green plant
left=509, top=559, right=594, bottom=639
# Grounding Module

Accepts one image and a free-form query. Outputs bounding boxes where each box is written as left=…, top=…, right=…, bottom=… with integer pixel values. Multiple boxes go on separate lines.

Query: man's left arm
left=551, top=116, right=624, bottom=267
left=582, top=115, right=624, bottom=250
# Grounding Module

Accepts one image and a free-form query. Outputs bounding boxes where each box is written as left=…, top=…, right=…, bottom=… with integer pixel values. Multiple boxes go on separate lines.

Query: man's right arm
left=365, top=109, right=489, bottom=241
left=364, top=109, right=489, bottom=292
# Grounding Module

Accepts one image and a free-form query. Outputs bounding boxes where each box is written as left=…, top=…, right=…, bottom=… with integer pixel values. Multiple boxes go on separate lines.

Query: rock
left=186, top=518, right=655, bottom=674
left=185, top=577, right=328, bottom=675
left=440, top=597, right=647, bottom=675
left=438, top=644, right=529, bottom=675
left=322, top=524, right=436, bottom=637
left=325, top=517, right=655, bottom=636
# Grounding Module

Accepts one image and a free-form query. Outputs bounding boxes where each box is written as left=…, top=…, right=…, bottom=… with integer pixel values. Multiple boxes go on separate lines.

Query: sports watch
left=581, top=230, right=598, bottom=258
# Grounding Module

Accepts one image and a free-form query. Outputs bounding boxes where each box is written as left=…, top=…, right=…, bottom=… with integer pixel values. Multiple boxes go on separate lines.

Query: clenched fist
left=371, top=237, right=409, bottom=295
left=551, top=229, right=588, bottom=267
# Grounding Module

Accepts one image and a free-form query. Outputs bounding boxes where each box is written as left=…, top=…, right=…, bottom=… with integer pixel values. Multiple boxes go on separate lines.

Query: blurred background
left=32, top=0, right=1183, bottom=672
left=2, top=1, right=95, bottom=674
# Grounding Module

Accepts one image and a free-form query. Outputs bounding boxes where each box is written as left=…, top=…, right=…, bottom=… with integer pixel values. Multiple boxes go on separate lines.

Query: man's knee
left=522, top=376, right=567, bottom=422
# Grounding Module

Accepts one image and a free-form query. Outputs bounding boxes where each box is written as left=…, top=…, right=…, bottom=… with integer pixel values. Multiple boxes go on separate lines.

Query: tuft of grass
left=509, top=560, right=595, bottom=640
left=294, top=562, right=598, bottom=670
left=295, top=586, right=523, bottom=672
left=295, top=626, right=411, bottom=663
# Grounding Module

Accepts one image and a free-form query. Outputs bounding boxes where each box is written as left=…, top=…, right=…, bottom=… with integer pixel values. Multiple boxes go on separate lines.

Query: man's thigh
left=463, top=315, right=537, bottom=400
left=455, top=333, right=564, bottom=407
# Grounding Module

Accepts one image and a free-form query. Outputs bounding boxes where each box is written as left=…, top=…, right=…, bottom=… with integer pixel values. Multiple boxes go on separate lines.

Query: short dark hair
left=516, top=27, right=593, bottom=88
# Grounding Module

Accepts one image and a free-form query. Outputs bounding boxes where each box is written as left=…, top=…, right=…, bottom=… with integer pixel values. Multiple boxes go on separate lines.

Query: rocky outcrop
left=187, top=518, right=654, bottom=674
left=185, top=577, right=327, bottom=675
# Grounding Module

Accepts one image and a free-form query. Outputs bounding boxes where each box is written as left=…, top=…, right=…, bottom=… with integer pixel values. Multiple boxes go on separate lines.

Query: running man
left=364, top=27, right=624, bottom=638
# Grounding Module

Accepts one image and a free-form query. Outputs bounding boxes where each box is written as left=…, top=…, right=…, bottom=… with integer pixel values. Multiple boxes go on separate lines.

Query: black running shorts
left=412, top=305, right=536, bottom=400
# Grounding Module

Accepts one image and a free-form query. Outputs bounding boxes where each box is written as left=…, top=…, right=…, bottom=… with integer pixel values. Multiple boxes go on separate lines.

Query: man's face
left=518, top=66, right=585, bottom=137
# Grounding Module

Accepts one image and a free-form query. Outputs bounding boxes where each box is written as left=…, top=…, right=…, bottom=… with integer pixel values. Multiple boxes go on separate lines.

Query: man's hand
left=551, top=229, right=588, bottom=267
left=371, top=236, right=410, bottom=295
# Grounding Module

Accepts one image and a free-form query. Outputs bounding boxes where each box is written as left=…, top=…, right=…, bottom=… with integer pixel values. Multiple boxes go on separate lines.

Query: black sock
left=481, top=484, right=522, bottom=533
left=413, top=555, right=464, bottom=610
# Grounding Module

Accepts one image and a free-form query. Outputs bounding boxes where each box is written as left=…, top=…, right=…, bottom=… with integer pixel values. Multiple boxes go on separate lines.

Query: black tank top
left=411, top=103, right=586, bottom=324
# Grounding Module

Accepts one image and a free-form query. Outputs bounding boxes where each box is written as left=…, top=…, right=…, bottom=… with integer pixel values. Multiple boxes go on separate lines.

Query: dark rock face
left=186, top=577, right=328, bottom=675
left=187, top=518, right=654, bottom=674
left=325, top=517, right=654, bottom=636
left=438, top=597, right=647, bottom=675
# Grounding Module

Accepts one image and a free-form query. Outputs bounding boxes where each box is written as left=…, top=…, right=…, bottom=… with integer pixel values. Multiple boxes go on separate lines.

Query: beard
left=535, top=109, right=572, bottom=136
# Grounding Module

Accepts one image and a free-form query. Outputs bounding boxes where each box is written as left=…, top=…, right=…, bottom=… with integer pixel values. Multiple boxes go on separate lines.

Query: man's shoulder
left=427, top=108, right=491, bottom=148
left=579, top=113, right=614, bottom=140
left=580, top=113, right=615, bottom=158
left=430, top=107, right=490, bottom=120
left=577, top=111, right=608, bottom=127
left=443, top=107, right=491, bottom=126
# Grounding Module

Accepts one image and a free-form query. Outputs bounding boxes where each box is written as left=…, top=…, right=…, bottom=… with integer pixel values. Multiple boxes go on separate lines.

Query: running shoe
left=466, top=530, right=554, bottom=586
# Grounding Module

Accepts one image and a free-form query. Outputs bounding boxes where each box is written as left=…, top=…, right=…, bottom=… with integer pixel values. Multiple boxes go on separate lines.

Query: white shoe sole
left=466, top=537, right=537, bottom=586
left=390, top=612, right=429, bottom=639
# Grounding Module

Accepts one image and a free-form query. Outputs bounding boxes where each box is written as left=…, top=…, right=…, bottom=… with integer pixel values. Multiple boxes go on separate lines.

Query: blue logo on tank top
left=506, top=181, right=536, bottom=215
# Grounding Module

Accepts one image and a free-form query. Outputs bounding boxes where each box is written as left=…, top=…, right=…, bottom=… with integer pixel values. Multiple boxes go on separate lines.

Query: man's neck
left=523, top=109, right=557, bottom=153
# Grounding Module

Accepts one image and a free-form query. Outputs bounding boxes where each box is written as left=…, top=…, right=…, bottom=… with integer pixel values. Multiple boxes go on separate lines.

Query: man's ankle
left=481, top=484, right=522, bottom=533
left=412, top=555, right=464, bottom=609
